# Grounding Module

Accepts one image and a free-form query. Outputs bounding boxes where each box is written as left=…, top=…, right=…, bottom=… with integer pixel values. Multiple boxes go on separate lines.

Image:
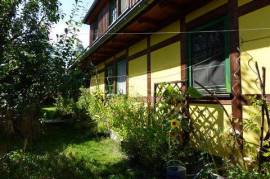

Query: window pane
left=120, top=0, right=128, bottom=14
left=109, top=0, right=117, bottom=24
left=189, top=19, right=228, bottom=93
left=106, top=66, right=114, bottom=94
left=117, top=60, right=127, bottom=94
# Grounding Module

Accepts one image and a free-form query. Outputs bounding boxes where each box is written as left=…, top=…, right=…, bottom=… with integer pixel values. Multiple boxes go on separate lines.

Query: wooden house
left=78, top=0, right=270, bottom=156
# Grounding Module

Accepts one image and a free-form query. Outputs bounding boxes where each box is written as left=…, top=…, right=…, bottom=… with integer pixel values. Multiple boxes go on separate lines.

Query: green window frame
left=106, top=65, right=114, bottom=95
left=116, top=59, right=127, bottom=95
left=188, top=16, right=231, bottom=94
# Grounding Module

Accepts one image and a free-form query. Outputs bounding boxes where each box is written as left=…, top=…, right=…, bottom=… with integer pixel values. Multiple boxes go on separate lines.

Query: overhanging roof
left=78, top=0, right=213, bottom=69
left=83, top=0, right=107, bottom=24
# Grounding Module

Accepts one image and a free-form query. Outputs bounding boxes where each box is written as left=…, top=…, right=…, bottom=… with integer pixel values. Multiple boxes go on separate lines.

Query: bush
left=77, top=88, right=109, bottom=134
left=51, top=95, right=97, bottom=133
left=76, top=89, right=169, bottom=174
left=55, top=96, right=76, bottom=119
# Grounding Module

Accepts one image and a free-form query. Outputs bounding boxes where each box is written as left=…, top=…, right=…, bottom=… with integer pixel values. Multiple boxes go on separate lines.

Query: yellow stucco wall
left=151, top=42, right=181, bottom=96
left=129, top=39, right=147, bottom=56
left=238, top=0, right=252, bottom=7
left=190, top=104, right=233, bottom=157
left=185, top=0, right=228, bottom=23
left=128, top=55, right=148, bottom=97
left=90, top=72, right=105, bottom=93
left=150, top=20, right=180, bottom=46
left=239, top=5, right=270, bottom=95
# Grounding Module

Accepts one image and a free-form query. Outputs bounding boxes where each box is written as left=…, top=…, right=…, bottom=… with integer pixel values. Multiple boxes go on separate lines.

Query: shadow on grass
left=30, top=124, right=96, bottom=154
left=1, top=125, right=161, bottom=178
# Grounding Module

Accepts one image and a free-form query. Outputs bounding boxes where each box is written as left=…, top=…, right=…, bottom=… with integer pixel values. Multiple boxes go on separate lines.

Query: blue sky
left=50, top=0, right=94, bottom=47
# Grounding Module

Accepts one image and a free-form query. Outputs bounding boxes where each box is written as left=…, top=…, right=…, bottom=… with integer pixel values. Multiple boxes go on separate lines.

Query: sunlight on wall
left=151, top=42, right=181, bottom=96
left=150, top=20, right=180, bottom=46
left=239, top=5, right=270, bottom=95
left=189, top=104, right=232, bottom=157
left=90, top=72, right=105, bottom=93
left=128, top=55, right=147, bottom=97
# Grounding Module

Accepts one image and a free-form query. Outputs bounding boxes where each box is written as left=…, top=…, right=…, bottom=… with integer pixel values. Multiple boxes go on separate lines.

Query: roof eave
left=78, top=0, right=155, bottom=65
left=82, top=0, right=99, bottom=24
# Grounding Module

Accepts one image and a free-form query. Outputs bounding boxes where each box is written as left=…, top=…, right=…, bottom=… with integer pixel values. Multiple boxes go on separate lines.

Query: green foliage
left=121, top=111, right=169, bottom=174
left=0, top=1, right=88, bottom=139
left=51, top=96, right=95, bottom=133
left=55, top=96, right=76, bottom=117
left=107, top=96, right=147, bottom=138
left=76, top=89, right=169, bottom=174
left=0, top=0, right=61, bottom=113
left=53, top=1, right=88, bottom=100
left=225, top=163, right=270, bottom=179
left=77, top=88, right=109, bottom=133
left=188, top=87, right=203, bottom=98
left=41, top=106, right=57, bottom=119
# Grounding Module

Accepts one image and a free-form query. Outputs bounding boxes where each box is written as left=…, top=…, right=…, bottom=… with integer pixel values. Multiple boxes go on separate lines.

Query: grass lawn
left=41, top=106, right=58, bottom=119
left=0, top=125, right=149, bottom=179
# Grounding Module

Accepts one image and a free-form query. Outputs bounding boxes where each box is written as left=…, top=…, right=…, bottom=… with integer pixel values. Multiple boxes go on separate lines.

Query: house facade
left=79, top=0, right=270, bottom=156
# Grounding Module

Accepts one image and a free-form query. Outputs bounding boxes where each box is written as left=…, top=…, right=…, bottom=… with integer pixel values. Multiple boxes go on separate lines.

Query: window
left=106, top=65, right=114, bottom=95
left=116, top=60, right=127, bottom=94
left=188, top=17, right=231, bottom=94
left=109, top=0, right=117, bottom=24
left=105, top=59, right=127, bottom=95
left=119, top=0, right=128, bottom=14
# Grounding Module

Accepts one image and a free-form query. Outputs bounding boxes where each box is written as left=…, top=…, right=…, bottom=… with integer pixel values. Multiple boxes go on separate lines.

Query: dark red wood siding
left=89, top=0, right=140, bottom=46
left=90, top=4, right=109, bottom=45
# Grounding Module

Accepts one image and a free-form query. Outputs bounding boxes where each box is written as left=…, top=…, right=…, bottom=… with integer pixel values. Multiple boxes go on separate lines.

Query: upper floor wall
left=86, top=0, right=140, bottom=46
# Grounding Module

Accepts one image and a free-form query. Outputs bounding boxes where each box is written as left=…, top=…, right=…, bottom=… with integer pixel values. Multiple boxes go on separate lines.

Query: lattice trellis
left=154, top=80, right=190, bottom=145
left=154, top=80, right=189, bottom=116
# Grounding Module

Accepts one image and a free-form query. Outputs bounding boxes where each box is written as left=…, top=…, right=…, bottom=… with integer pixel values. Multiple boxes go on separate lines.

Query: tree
left=53, top=0, right=89, bottom=99
left=0, top=0, right=61, bottom=137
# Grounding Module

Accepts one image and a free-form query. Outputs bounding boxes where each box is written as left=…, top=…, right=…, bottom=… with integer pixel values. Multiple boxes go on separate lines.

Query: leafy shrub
left=121, top=111, right=169, bottom=174
left=55, top=96, right=76, bottom=118
left=76, top=89, right=169, bottom=174
left=107, top=96, right=147, bottom=138
left=224, top=162, right=270, bottom=179
left=106, top=97, right=167, bottom=173
left=77, top=88, right=109, bottom=133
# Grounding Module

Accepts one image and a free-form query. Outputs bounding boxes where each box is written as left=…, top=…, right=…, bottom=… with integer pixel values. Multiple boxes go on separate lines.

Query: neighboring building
left=79, top=0, right=270, bottom=156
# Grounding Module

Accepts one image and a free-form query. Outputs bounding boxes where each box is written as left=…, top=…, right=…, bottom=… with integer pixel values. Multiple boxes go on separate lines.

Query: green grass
left=41, top=106, right=57, bottom=119
left=0, top=126, right=148, bottom=179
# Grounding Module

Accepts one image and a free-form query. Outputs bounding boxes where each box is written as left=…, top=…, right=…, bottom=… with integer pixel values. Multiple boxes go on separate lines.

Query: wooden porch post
left=229, top=0, right=243, bottom=149
left=147, top=36, right=151, bottom=106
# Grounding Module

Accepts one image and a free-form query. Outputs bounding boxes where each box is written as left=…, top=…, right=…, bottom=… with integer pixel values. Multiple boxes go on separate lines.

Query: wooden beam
left=229, top=0, right=243, bottom=148
left=238, top=0, right=270, bottom=16
left=147, top=36, right=151, bottom=106
left=180, top=17, right=187, bottom=81
left=126, top=49, right=129, bottom=96
left=98, top=48, right=119, bottom=53
left=137, top=16, right=160, bottom=27
left=158, top=0, right=181, bottom=9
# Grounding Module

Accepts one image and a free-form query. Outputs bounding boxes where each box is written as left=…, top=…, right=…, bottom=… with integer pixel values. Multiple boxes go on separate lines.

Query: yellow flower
left=170, top=119, right=179, bottom=129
